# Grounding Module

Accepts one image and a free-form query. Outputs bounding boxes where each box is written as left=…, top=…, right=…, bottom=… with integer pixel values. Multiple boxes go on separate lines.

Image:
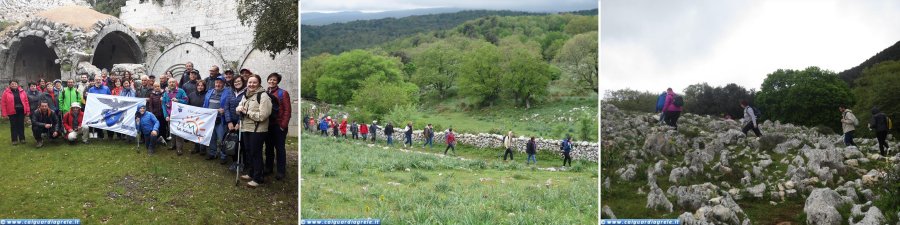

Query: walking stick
left=235, top=115, right=243, bottom=186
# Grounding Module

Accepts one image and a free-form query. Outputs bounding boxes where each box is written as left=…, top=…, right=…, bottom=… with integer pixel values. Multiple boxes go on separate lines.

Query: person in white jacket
left=740, top=100, right=762, bottom=137
left=840, top=106, right=858, bottom=147
left=503, top=131, right=514, bottom=161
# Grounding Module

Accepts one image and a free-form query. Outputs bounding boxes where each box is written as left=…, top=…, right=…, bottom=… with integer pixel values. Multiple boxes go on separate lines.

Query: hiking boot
left=177, top=150, right=183, bottom=156
left=246, top=181, right=259, bottom=188
left=240, top=175, right=252, bottom=180
left=12, top=141, right=17, bottom=146
left=36, top=141, right=43, bottom=148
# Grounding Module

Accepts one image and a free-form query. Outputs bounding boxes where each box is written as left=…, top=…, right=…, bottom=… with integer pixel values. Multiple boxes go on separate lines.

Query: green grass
left=301, top=133, right=598, bottom=224
left=0, top=121, right=298, bottom=224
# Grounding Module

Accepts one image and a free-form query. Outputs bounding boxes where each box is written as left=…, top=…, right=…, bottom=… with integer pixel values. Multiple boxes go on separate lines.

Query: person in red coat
left=359, top=122, right=369, bottom=140
left=339, top=118, right=348, bottom=138
left=62, top=102, right=88, bottom=144
left=1, top=80, right=30, bottom=145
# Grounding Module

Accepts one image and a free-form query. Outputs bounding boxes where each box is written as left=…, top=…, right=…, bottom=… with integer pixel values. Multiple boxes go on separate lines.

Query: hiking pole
left=235, top=115, right=243, bottom=186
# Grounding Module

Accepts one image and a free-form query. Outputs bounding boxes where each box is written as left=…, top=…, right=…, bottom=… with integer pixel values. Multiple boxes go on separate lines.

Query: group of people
left=302, top=114, right=576, bottom=167
left=0, top=61, right=293, bottom=188
left=658, top=87, right=894, bottom=156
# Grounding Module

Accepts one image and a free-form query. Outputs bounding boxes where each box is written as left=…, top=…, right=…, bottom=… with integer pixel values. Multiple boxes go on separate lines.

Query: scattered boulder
left=804, top=188, right=847, bottom=225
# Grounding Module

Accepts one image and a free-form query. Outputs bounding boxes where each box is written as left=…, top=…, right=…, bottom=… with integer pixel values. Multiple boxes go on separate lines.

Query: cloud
left=601, top=0, right=900, bottom=94
left=301, top=0, right=597, bottom=13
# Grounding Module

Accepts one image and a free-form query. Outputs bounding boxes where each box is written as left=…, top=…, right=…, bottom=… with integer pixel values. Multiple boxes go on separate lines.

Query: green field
left=0, top=121, right=298, bottom=224
left=300, top=132, right=598, bottom=224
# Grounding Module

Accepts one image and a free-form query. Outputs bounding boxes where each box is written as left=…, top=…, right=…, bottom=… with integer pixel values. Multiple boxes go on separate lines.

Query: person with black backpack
left=236, top=74, right=273, bottom=188
left=740, top=100, right=763, bottom=137
left=561, top=135, right=573, bottom=167
left=663, top=88, right=683, bottom=130
left=403, top=123, right=413, bottom=148
left=385, top=122, right=395, bottom=146
left=869, top=107, right=890, bottom=156
left=422, top=124, right=434, bottom=149
left=369, top=121, right=380, bottom=143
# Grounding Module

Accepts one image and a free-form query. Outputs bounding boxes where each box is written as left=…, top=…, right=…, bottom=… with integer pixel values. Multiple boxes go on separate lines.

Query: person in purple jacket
left=662, top=87, right=683, bottom=130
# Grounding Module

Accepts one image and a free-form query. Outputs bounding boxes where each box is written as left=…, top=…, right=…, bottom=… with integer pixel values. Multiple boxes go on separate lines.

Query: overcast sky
left=601, top=0, right=900, bottom=94
left=300, top=0, right=597, bottom=13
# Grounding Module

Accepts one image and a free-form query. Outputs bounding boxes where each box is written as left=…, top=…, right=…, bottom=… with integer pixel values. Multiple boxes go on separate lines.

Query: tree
left=602, top=89, right=659, bottom=113
left=755, top=67, right=854, bottom=131
left=349, top=77, right=419, bottom=119
left=316, top=50, right=403, bottom=104
left=555, top=31, right=598, bottom=93
left=458, top=41, right=504, bottom=107
left=541, top=31, right=569, bottom=61
left=683, top=83, right=754, bottom=119
left=411, top=41, right=462, bottom=99
left=500, top=38, right=555, bottom=108
left=852, top=60, right=900, bottom=136
left=564, top=16, right=597, bottom=35
left=300, top=53, right=331, bottom=100
left=238, top=0, right=298, bottom=56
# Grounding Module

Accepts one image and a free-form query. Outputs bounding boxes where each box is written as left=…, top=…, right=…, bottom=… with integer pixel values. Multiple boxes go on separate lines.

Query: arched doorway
left=12, top=36, right=60, bottom=83
left=91, top=31, right=142, bottom=71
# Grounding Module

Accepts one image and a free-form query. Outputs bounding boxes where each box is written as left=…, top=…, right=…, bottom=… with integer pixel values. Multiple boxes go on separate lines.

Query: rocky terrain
left=601, top=103, right=899, bottom=224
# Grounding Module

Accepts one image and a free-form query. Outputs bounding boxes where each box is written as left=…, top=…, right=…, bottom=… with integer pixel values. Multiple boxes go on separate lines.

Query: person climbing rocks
left=869, top=107, right=890, bottom=155
left=839, top=106, right=858, bottom=147
left=663, top=88, right=683, bottom=130
left=740, top=100, right=762, bottom=137
left=656, top=91, right=667, bottom=124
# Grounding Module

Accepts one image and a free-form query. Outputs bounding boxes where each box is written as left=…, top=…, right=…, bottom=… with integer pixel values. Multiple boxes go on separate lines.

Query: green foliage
left=90, top=0, right=128, bottom=17
left=300, top=53, right=331, bottom=100
left=384, top=104, right=422, bottom=127
left=317, top=50, right=403, bottom=104
left=540, top=31, right=569, bottom=61
left=874, top=164, right=900, bottom=223
left=853, top=60, right=900, bottom=137
left=755, top=67, right=854, bottom=131
left=683, top=82, right=755, bottom=119
left=458, top=41, right=504, bottom=107
left=555, top=31, right=598, bottom=93
left=349, top=78, right=419, bottom=119
left=564, top=16, right=598, bottom=35
left=411, top=40, right=462, bottom=99
left=238, top=0, right=298, bottom=56
left=500, top=38, right=555, bottom=108
left=603, top=89, right=660, bottom=113
left=301, top=10, right=541, bottom=57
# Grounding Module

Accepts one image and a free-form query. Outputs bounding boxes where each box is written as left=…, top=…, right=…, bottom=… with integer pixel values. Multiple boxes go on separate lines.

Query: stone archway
left=149, top=37, right=225, bottom=81
left=6, top=36, right=61, bottom=83
left=91, top=23, right=144, bottom=71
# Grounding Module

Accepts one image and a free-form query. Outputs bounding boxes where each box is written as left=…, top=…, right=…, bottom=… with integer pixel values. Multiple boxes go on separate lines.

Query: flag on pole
left=169, top=102, right=218, bottom=146
left=82, top=94, right=143, bottom=137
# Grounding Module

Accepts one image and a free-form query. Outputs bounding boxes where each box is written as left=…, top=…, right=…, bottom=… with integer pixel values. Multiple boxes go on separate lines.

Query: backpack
left=673, top=95, right=685, bottom=107
left=256, top=89, right=282, bottom=123
left=750, top=106, right=762, bottom=120
left=222, top=132, right=240, bottom=156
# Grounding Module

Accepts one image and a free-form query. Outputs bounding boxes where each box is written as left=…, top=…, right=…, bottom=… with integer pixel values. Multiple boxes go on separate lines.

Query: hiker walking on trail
left=350, top=121, right=359, bottom=140
left=561, top=135, right=573, bottom=167
left=526, top=137, right=537, bottom=165
left=840, top=106, right=858, bottom=147
left=740, top=100, right=762, bottom=137
left=403, top=123, right=413, bottom=148
left=318, top=118, right=328, bottom=136
left=662, top=88, right=683, bottom=130
left=369, top=121, right=379, bottom=143
left=339, top=117, right=348, bottom=138
left=444, top=128, right=456, bottom=155
left=385, top=122, right=395, bottom=146
left=503, top=131, right=514, bottom=161
left=869, top=107, right=890, bottom=156
left=656, top=91, right=667, bottom=124
left=360, top=122, right=369, bottom=140
left=423, top=124, right=434, bottom=149
left=331, top=119, right=340, bottom=138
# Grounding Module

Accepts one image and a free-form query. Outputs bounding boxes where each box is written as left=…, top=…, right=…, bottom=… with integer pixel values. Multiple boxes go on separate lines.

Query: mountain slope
left=838, top=40, right=900, bottom=85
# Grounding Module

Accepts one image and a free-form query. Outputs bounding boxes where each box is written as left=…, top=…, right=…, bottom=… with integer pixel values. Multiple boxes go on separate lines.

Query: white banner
left=169, top=102, right=218, bottom=146
left=82, top=94, right=143, bottom=137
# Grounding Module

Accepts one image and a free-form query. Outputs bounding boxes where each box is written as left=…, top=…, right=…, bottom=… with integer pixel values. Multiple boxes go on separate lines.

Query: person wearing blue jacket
left=161, top=79, right=188, bottom=155
left=561, top=135, right=573, bottom=167
left=223, top=77, right=246, bottom=171
left=86, top=76, right=112, bottom=139
left=136, top=105, right=160, bottom=154
left=203, top=77, right=229, bottom=163
left=318, top=118, right=328, bottom=136
left=656, top=91, right=667, bottom=124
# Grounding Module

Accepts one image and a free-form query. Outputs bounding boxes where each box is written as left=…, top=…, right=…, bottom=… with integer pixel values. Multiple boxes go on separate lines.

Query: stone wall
left=343, top=127, right=600, bottom=162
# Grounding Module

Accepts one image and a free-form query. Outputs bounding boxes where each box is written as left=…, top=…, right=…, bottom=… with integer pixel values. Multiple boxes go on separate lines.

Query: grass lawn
left=0, top=121, right=299, bottom=224
left=300, top=132, right=598, bottom=224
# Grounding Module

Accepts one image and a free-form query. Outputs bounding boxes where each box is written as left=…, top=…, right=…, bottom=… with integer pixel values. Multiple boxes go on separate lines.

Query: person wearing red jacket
left=444, top=128, right=456, bottom=155
left=359, top=122, right=369, bottom=140
left=1, top=80, right=30, bottom=145
left=264, top=73, right=292, bottom=181
left=339, top=118, right=348, bottom=138
left=62, top=102, right=88, bottom=144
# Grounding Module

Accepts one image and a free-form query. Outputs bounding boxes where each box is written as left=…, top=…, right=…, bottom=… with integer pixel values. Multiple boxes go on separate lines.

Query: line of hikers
left=0, top=61, right=294, bottom=188
left=303, top=115, right=576, bottom=167
left=657, top=87, right=893, bottom=156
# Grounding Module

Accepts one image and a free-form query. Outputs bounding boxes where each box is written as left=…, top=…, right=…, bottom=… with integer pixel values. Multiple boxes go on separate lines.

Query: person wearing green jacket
left=58, top=79, right=82, bottom=115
